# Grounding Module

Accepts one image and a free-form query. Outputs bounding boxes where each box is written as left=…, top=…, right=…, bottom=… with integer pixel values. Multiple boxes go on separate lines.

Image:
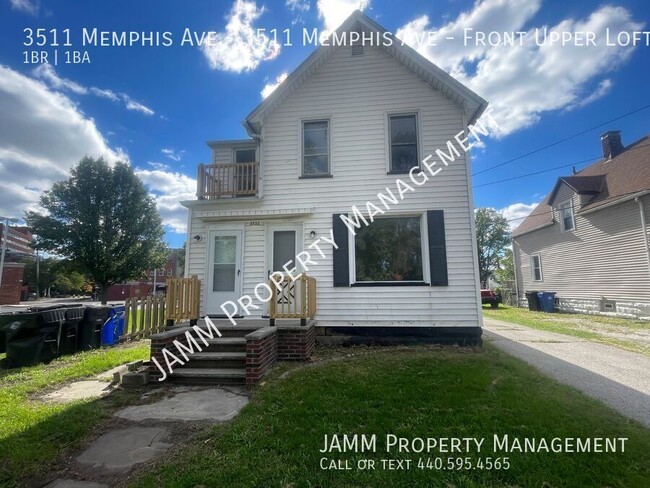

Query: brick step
left=169, top=367, right=246, bottom=385
left=201, top=337, right=247, bottom=353
left=177, top=352, right=246, bottom=369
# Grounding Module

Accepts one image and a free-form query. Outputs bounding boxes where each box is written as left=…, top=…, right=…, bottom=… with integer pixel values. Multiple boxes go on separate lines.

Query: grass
left=483, top=305, right=650, bottom=356
left=0, top=341, right=150, bottom=487
left=130, top=345, right=650, bottom=488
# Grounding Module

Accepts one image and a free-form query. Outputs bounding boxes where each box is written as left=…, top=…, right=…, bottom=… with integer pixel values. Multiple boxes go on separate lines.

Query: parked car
left=481, top=289, right=500, bottom=308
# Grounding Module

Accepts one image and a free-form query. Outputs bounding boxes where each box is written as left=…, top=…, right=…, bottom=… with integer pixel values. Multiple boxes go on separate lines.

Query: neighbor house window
left=531, top=254, right=542, bottom=281
left=558, top=200, right=575, bottom=231
left=355, top=216, right=424, bottom=282
left=302, top=120, right=330, bottom=176
left=389, top=114, right=419, bottom=173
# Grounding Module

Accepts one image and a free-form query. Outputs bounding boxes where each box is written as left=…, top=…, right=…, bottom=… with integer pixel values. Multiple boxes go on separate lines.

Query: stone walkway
left=43, top=385, right=249, bottom=487
left=484, top=317, right=650, bottom=427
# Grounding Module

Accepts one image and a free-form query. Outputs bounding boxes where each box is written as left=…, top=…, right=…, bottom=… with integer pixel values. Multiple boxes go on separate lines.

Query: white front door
left=206, top=230, right=243, bottom=315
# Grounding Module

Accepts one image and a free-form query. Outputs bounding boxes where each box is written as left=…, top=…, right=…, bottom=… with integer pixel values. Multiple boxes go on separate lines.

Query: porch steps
left=169, top=367, right=246, bottom=385
left=168, top=325, right=264, bottom=385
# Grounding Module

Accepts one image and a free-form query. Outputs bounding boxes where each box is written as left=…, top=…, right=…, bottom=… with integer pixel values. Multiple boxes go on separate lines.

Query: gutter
left=635, top=195, right=650, bottom=279
left=579, top=190, right=650, bottom=216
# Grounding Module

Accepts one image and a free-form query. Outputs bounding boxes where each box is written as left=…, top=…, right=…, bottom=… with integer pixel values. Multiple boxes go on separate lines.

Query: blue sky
left=0, top=0, right=649, bottom=248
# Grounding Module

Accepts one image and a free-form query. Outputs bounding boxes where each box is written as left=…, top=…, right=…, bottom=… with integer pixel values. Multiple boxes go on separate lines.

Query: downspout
left=635, top=196, right=650, bottom=278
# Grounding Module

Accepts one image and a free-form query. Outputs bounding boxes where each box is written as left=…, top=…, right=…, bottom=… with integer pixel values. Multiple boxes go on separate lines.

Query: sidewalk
left=483, top=317, right=650, bottom=428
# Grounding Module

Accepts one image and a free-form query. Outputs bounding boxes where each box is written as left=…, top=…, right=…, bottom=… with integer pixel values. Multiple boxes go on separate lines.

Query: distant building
left=0, top=224, right=33, bottom=257
left=106, top=248, right=183, bottom=301
left=0, top=262, right=26, bottom=305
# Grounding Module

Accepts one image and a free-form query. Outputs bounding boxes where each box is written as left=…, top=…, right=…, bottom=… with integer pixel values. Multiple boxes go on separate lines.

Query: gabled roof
left=547, top=175, right=605, bottom=206
left=513, top=135, right=650, bottom=237
left=243, top=10, right=488, bottom=136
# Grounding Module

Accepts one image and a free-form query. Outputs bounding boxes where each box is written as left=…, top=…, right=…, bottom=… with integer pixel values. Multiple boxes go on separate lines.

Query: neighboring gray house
left=182, top=10, right=489, bottom=343
left=512, top=131, right=650, bottom=318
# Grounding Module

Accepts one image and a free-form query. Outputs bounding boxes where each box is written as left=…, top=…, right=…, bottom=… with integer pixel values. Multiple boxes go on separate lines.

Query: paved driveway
left=483, top=317, right=650, bottom=428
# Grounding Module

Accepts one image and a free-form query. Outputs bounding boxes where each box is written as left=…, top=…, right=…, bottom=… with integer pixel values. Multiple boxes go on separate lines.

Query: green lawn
left=483, top=305, right=650, bottom=357
left=0, top=341, right=150, bottom=487
left=131, top=345, right=650, bottom=488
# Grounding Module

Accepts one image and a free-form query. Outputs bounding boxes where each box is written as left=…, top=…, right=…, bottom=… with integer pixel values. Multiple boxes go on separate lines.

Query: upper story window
left=235, top=148, right=256, bottom=164
left=302, top=120, right=330, bottom=177
left=531, top=254, right=543, bottom=281
left=558, top=200, right=575, bottom=232
left=389, top=114, right=419, bottom=174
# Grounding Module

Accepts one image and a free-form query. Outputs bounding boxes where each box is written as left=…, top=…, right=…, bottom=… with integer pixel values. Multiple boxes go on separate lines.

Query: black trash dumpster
left=60, top=305, right=85, bottom=356
left=525, top=291, right=541, bottom=311
left=5, top=307, right=65, bottom=366
left=78, top=306, right=110, bottom=351
left=0, top=312, right=16, bottom=354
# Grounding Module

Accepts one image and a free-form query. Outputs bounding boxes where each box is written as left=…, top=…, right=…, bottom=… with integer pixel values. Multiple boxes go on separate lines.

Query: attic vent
left=351, top=42, right=364, bottom=56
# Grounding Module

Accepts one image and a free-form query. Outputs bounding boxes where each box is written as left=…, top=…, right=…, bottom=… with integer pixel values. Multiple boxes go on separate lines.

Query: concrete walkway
left=483, top=317, right=650, bottom=428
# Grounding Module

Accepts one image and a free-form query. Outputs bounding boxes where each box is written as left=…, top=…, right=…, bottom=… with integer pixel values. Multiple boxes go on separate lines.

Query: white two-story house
left=181, top=10, right=488, bottom=344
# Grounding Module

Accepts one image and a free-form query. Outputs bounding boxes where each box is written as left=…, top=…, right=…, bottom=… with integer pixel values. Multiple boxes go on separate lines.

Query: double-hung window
left=389, top=114, right=419, bottom=173
left=302, top=120, right=330, bottom=176
left=531, top=254, right=542, bottom=281
left=558, top=200, right=575, bottom=231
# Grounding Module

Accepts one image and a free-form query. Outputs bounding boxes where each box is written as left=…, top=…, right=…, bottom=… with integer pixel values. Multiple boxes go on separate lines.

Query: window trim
left=387, top=112, right=421, bottom=175
left=233, top=147, right=257, bottom=164
left=350, top=213, right=430, bottom=286
left=531, top=253, right=543, bottom=282
left=557, top=199, right=575, bottom=232
left=301, top=118, right=331, bottom=177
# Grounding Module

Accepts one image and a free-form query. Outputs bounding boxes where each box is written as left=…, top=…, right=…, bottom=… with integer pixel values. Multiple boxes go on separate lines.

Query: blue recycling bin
left=101, top=305, right=126, bottom=346
left=537, top=292, right=556, bottom=313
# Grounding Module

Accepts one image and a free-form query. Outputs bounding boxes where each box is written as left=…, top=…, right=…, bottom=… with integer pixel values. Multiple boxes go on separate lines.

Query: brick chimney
left=601, top=131, right=624, bottom=160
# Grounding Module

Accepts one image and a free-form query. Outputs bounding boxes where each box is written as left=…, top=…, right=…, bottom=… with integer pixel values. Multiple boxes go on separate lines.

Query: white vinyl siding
left=187, top=43, right=481, bottom=327
left=514, top=195, right=650, bottom=301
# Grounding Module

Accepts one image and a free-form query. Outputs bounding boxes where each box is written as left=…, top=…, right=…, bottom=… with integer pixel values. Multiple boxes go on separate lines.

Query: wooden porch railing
left=123, top=294, right=166, bottom=341
left=166, top=275, right=201, bottom=326
left=269, top=274, right=317, bottom=326
left=197, top=162, right=259, bottom=199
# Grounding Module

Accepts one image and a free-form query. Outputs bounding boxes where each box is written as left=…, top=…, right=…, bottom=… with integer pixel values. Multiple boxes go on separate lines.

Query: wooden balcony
left=197, top=162, right=259, bottom=199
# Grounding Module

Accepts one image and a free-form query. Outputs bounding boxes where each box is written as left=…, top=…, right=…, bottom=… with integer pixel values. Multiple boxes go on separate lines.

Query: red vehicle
left=481, top=289, right=500, bottom=308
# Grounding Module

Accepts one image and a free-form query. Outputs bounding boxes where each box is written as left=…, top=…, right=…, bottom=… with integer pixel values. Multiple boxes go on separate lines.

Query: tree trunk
left=99, top=284, right=109, bottom=305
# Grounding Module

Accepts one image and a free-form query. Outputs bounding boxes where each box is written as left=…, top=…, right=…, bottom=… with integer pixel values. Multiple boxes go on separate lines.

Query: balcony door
left=234, top=148, right=257, bottom=196
left=206, top=229, right=243, bottom=315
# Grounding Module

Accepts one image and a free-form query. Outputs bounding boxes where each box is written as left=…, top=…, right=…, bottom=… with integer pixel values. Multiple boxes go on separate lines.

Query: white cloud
left=135, top=169, right=196, bottom=233
left=396, top=2, right=644, bottom=136
left=0, top=65, right=124, bottom=218
left=161, top=148, right=185, bottom=161
left=565, top=79, right=613, bottom=111
left=33, top=64, right=155, bottom=116
left=500, top=202, right=539, bottom=230
left=261, top=72, right=288, bottom=98
left=201, top=0, right=281, bottom=73
left=317, top=0, right=370, bottom=33
left=124, top=97, right=155, bottom=116
left=10, top=0, right=38, bottom=15
left=286, top=0, right=309, bottom=11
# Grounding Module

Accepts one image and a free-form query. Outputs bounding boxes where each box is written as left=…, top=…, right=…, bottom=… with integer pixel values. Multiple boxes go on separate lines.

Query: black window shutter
left=427, top=210, right=448, bottom=286
left=332, top=214, right=349, bottom=287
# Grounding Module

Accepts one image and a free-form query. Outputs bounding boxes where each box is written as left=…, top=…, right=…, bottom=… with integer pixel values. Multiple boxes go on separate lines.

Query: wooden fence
left=166, top=275, right=201, bottom=325
left=269, top=274, right=317, bottom=326
left=122, top=294, right=166, bottom=341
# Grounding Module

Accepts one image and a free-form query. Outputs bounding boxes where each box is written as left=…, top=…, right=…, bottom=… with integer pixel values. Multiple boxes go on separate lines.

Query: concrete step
left=202, top=337, right=247, bottom=353
left=169, top=368, right=246, bottom=386
left=195, top=322, right=266, bottom=338
left=178, top=352, right=246, bottom=369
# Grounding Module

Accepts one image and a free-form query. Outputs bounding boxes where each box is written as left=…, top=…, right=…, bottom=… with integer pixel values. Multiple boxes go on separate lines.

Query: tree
left=494, top=248, right=515, bottom=286
left=475, top=207, right=510, bottom=287
left=25, top=157, right=167, bottom=304
left=22, top=256, right=58, bottom=297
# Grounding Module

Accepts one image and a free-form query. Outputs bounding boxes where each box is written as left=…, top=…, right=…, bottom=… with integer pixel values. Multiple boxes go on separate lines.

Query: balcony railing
left=197, top=162, right=259, bottom=199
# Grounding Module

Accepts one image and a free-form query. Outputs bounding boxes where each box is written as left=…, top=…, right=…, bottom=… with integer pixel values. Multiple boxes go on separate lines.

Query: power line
left=472, top=103, right=650, bottom=177
left=474, top=143, right=650, bottom=190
